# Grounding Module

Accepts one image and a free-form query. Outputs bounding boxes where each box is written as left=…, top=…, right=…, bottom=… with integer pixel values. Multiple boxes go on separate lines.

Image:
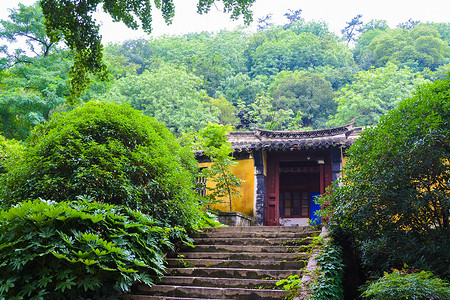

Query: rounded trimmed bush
left=1, top=101, right=205, bottom=230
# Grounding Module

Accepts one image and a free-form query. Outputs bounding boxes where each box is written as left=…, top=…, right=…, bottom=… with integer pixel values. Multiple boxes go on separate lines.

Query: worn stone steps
left=126, top=226, right=317, bottom=299
left=191, top=231, right=318, bottom=239
left=167, top=267, right=303, bottom=279
left=201, top=226, right=316, bottom=233
left=188, top=244, right=310, bottom=253
left=169, top=251, right=308, bottom=260
left=193, top=236, right=314, bottom=246
left=166, top=257, right=305, bottom=270
left=157, top=276, right=280, bottom=289
left=135, top=284, right=287, bottom=300
left=126, top=297, right=224, bottom=300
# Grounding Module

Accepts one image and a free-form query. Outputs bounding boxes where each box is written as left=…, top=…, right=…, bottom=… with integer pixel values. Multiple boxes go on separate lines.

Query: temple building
left=198, top=120, right=361, bottom=226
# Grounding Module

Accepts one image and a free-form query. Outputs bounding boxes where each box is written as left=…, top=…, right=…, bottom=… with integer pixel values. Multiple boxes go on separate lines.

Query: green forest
left=1, top=3, right=450, bottom=140
left=0, top=1, right=449, bottom=299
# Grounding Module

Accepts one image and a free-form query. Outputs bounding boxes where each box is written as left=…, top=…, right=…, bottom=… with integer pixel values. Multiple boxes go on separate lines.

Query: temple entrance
left=265, top=151, right=332, bottom=226
left=278, top=162, right=320, bottom=226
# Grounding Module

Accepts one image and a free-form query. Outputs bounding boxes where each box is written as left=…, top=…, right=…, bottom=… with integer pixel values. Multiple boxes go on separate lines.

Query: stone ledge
left=217, top=211, right=252, bottom=227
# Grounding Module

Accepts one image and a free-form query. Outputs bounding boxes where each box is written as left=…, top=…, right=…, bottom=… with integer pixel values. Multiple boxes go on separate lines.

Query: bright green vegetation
left=0, top=198, right=193, bottom=299
left=276, top=235, right=344, bottom=300
left=198, top=123, right=243, bottom=210
left=361, top=269, right=450, bottom=300
left=0, top=135, right=24, bottom=174
left=38, top=0, right=255, bottom=102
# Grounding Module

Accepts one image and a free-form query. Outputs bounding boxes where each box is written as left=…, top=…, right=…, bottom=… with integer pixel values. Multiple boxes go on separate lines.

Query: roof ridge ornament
left=253, top=119, right=355, bottom=140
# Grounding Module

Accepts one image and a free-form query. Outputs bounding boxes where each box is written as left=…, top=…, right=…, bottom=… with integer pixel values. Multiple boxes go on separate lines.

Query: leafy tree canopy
left=249, top=28, right=354, bottom=77
left=38, top=0, right=255, bottom=103
left=0, top=3, right=56, bottom=67
left=341, top=14, right=363, bottom=45
left=329, top=62, right=428, bottom=127
left=104, top=63, right=219, bottom=134
left=269, top=70, right=336, bottom=128
left=358, top=23, right=450, bottom=71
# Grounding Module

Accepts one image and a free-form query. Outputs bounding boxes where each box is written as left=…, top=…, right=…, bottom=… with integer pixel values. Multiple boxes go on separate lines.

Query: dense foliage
left=328, top=63, right=428, bottom=126
left=320, top=78, right=450, bottom=279
left=361, top=269, right=450, bottom=300
left=0, top=198, right=192, bottom=299
left=0, top=101, right=208, bottom=231
left=104, top=63, right=219, bottom=134
left=2, top=3, right=450, bottom=138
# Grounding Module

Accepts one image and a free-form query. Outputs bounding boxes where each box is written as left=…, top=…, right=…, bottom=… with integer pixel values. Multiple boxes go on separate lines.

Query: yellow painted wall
left=199, top=158, right=255, bottom=217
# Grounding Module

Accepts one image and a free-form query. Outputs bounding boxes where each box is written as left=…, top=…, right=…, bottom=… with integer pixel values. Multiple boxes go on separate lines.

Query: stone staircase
left=126, top=226, right=320, bottom=300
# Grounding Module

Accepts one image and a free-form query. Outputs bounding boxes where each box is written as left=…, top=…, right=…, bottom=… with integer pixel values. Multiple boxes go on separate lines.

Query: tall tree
left=357, top=24, right=450, bottom=71
left=249, top=28, right=354, bottom=77
left=38, top=0, right=255, bottom=102
left=103, top=63, right=219, bottom=134
left=257, top=14, right=273, bottom=31
left=268, top=70, right=336, bottom=128
left=0, top=3, right=56, bottom=66
left=216, top=73, right=266, bottom=105
left=397, top=18, right=420, bottom=30
left=341, top=14, right=363, bottom=45
left=237, top=94, right=302, bottom=130
left=328, top=63, right=428, bottom=127
left=283, top=9, right=302, bottom=28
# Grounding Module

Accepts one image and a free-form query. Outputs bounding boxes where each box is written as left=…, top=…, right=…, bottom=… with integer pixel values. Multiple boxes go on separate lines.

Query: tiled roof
left=227, top=119, right=361, bottom=153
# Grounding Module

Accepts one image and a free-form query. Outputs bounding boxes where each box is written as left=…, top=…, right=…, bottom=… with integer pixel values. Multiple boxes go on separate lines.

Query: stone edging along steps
left=124, top=226, right=320, bottom=300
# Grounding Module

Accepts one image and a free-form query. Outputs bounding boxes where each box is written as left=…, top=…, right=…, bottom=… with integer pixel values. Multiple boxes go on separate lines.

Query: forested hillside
left=1, top=3, right=450, bottom=139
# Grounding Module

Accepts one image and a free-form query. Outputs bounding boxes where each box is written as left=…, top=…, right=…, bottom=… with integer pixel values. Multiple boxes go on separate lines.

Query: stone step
left=158, top=276, right=280, bottom=289
left=125, top=296, right=224, bottom=300
left=193, top=237, right=314, bottom=246
left=125, top=296, right=225, bottom=300
left=135, top=284, right=287, bottom=300
left=166, top=258, right=305, bottom=270
left=202, top=226, right=319, bottom=233
left=169, top=251, right=308, bottom=261
left=187, top=244, right=310, bottom=253
left=167, top=267, right=302, bottom=280
left=191, top=231, right=317, bottom=239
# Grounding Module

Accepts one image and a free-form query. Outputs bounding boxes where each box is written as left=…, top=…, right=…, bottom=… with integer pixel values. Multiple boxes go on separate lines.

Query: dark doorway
left=279, top=162, right=320, bottom=224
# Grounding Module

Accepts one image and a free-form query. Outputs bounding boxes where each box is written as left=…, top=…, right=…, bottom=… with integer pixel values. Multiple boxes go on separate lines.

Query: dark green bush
left=1, top=101, right=208, bottom=230
left=319, top=78, right=450, bottom=280
left=0, top=198, right=192, bottom=299
left=361, top=269, right=450, bottom=300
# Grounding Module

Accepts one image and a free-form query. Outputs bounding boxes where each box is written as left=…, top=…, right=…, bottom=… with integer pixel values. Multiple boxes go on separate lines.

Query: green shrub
left=311, top=242, right=345, bottom=300
left=1, top=101, right=207, bottom=230
left=361, top=269, right=450, bottom=300
left=0, top=198, right=192, bottom=299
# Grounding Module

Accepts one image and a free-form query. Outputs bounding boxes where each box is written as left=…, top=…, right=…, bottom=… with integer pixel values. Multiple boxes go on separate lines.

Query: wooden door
left=265, top=157, right=279, bottom=226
